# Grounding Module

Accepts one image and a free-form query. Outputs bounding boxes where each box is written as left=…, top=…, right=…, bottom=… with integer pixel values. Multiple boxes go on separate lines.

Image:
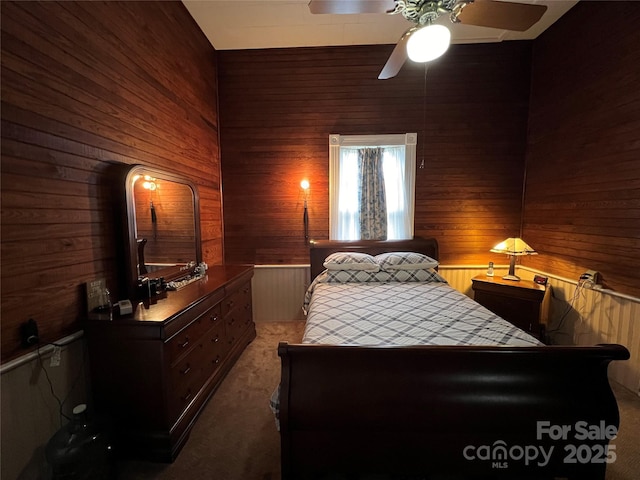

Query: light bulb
left=300, top=179, right=310, bottom=190
left=406, top=24, right=451, bottom=63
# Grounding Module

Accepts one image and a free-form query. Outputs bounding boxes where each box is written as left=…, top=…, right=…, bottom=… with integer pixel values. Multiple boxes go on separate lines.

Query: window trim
left=329, top=133, right=417, bottom=240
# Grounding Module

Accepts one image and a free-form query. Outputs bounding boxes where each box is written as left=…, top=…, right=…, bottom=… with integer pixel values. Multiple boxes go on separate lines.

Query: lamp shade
left=490, top=237, right=536, bottom=281
left=406, top=24, right=451, bottom=63
left=490, top=238, right=537, bottom=256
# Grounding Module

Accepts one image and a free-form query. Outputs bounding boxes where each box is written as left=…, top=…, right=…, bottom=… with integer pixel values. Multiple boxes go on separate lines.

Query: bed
left=277, top=238, right=630, bottom=480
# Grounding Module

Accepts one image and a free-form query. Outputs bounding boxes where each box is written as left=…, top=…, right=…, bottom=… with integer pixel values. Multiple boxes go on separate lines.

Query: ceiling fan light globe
left=406, top=24, right=451, bottom=63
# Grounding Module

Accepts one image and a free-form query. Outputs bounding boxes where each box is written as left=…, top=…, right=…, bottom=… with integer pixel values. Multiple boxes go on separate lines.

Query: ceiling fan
left=308, top=0, right=548, bottom=79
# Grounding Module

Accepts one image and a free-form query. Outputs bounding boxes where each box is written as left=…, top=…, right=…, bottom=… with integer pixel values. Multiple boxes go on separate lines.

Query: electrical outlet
left=50, top=345, right=61, bottom=367
left=579, top=270, right=600, bottom=287
left=20, top=318, right=39, bottom=347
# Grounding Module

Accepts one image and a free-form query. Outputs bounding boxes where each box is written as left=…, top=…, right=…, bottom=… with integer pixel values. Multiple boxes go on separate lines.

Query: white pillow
left=323, top=252, right=380, bottom=272
left=375, top=252, right=438, bottom=271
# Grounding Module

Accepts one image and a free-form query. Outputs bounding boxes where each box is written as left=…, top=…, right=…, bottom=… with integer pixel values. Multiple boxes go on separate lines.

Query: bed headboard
left=309, top=237, right=439, bottom=281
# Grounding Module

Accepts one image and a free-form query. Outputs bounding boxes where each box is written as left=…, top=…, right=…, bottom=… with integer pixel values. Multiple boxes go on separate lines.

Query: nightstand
left=471, top=274, right=550, bottom=341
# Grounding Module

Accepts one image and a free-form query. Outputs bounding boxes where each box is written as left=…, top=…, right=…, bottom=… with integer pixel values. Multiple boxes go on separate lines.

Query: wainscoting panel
left=1, top=337, right=87, bottom=480
left=437, top=265, right=509, bottom=298
left=520, top=267, right=640, bottom=396
left=252, top=265, right=310, bottom=322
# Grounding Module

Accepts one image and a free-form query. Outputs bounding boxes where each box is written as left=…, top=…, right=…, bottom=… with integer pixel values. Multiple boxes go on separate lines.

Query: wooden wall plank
left=219, top=41, right=532, bottom=265
left=523, top=1, right=640, bottom=298
left=0, top=1, right=222, bottom=362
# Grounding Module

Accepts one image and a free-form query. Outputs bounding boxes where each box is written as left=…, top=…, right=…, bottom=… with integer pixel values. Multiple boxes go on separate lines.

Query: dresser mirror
left=123, top=165, right=201, bottom=298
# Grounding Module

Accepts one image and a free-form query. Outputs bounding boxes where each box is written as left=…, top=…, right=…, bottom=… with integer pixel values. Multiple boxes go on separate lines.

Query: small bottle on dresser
left=487, top=262, right=494, bottom=277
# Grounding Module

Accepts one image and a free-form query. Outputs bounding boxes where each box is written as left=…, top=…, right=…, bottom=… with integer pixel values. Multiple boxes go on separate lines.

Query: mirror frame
left=122, top=165, right=201, bottom=300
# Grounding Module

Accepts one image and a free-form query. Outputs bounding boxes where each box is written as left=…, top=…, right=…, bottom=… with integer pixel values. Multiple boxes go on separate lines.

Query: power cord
left=547, top=282, right=586, bottom=335
left=35, top=339, right=87, bottom=427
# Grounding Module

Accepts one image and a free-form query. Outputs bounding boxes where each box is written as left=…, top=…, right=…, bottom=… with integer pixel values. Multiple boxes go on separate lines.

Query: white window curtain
left=329, top=133, right=417, bottom=240
left=336, top=147, right=360, bottom=240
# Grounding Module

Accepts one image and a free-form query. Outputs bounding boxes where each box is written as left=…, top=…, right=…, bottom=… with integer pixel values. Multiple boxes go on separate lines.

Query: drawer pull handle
left=212, top=335, right=219, bottom=343
left=181, top=365, right=191, bottom=375
left=213, top=356, right=220, bottom=365
left=210, top=314, right=218, bottom=322
left=180, top=338, right=190, bottom=348
left=182, top=391, right=192, bottom=402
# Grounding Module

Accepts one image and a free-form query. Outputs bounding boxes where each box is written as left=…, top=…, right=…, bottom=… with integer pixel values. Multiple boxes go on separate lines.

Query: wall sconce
left=300, top=179, right=310, bottom=243
left=132, top=175, right=158, bottom=225
left=142, top=175, right=157, bottom=191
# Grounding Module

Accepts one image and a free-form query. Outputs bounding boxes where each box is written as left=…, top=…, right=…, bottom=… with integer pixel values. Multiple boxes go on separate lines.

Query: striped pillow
left=323, top=252, right=380, bottom=272
left=375, top=252, right=438, bottom=271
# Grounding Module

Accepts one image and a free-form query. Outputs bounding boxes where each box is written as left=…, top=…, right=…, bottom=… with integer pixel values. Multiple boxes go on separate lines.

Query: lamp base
left=502, top=274, right=521, bottom=281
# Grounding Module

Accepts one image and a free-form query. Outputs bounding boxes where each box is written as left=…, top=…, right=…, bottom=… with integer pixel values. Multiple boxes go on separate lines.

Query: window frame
left=328, top=133, right=417, bottom=240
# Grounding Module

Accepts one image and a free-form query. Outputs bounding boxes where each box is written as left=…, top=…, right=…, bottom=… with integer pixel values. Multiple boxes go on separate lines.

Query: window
left=329, top=133, right=417, bottom=240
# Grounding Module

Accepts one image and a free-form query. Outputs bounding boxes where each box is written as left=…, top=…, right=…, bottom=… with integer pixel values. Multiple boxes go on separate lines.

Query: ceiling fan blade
left=308, top=0, right=396, bottom=15
left=457, top=0, right=547, bottom=32
left=378, top=29, right=412, bottom=80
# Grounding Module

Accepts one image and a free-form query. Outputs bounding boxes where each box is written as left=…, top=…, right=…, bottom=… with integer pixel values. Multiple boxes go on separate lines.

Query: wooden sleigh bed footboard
left=278, top=342, right=630, bottom=480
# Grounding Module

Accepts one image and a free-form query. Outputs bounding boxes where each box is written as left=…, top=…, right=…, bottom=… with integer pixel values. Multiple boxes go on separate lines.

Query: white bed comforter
left=302, top=281, right=541, bottom=347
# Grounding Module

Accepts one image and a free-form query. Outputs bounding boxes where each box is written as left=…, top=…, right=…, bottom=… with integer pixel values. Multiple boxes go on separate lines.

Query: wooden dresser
left=85, top=264, right=255, bottom=462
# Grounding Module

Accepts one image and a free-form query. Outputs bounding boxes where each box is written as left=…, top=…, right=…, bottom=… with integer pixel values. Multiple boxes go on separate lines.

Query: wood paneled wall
left=1, top=1, right=222, bottom=362
left=219, top=42, right=532, bottom=265
left=523, top=1, right=640, bottom=298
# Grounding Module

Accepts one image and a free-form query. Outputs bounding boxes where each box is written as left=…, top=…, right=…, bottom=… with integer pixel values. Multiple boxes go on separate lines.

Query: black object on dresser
left=471, top=273, right=549, bottom=341
left=85, top=264, right=255, bottom=462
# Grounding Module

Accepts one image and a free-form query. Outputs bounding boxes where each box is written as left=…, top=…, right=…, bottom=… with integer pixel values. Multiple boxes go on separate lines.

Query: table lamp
left=490, top=237, right=537, bottom=281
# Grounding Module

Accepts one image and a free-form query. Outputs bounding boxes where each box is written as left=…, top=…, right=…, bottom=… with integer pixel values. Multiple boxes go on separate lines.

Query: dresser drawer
left=223, top=282, right=252, bottom=340
left=168, top=344, right=208, bottom=420
left=167, top=318, right=227, bottom=418
left=166, top=304, right=222, bottom=365
left=221, top=282, right=252, bottom=318
left=202, top=321, right=230, bottom=376
left=475, top=291, right=540, bottom=333
left=225, top=306, right=252, bottom=344
left=471, top=275, right=547, bottom=339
